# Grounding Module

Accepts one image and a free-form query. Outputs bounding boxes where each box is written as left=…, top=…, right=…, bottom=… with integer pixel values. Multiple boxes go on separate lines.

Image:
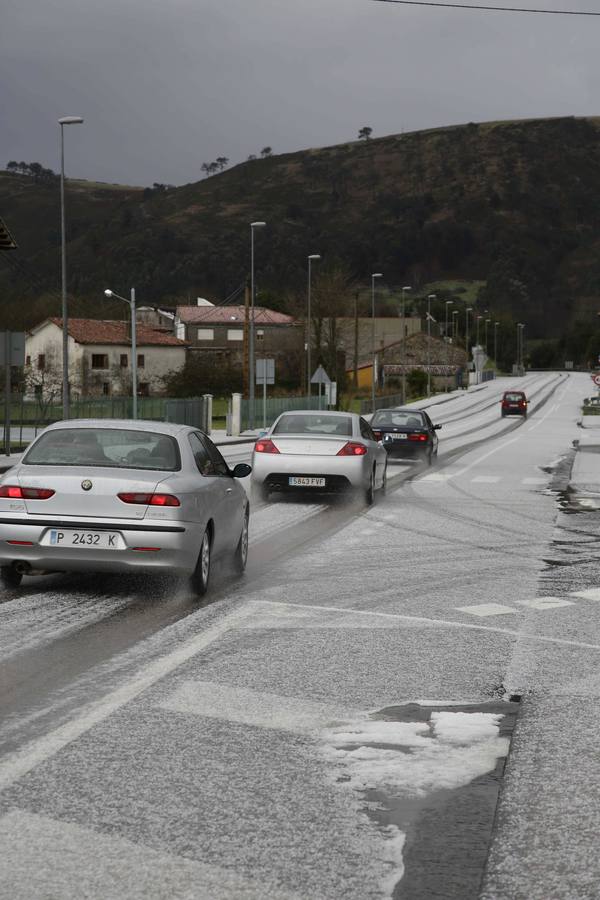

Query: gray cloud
left=2, top=0, right=599, bottom=186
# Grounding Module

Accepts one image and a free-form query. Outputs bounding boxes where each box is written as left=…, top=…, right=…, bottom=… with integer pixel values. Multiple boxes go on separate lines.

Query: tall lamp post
left=59, top=115, right=84, bottom=419
left=249, top=221, right=266, bottom=429
left=371, top=273, right=383, bottom=411
left=306, top=254, right=321, bottom=403
left=485, top=318, right=491, bottom=355
left=400, top=285, right=411, bottom=403
left=465, top=307, right=472, bottom=357
left=476, top=314, right=483, bottom=347
left=444, top=301, right=453, bottom=392
left=494, top=321, right=499, bottom=367
left=427, top=294, right=436, bottom=397
left=104, top=289, right=137, bottom=419
left=452, top=309, right=459, bottom=342
left=445, top=300, right=453, bottom=340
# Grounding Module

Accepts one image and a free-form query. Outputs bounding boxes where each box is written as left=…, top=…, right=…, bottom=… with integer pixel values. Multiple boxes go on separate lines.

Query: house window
left=120, top=354, right=128, bottom=368
left=91, top=354, right=109, bottom=369
left=227, top=329, right=244, bottom=342
left=37, top=354, right=45, bottom=370
left=26, top=355, right=31, bottom=367
left=102, top=382, right=110, bottom=395
left=137, top=354, right=145, bottom=368
left=256, top=330, right=264, bottom=342
left=197, top=328, right=214, bottom=341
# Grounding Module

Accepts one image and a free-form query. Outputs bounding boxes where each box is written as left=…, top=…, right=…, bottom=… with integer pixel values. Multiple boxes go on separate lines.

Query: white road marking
left=471, top=476, right=500, bottom=484
left=455, top=604, right=516, bottom=617
left=522, top=477, right=548, bottom=485
left=256, top=600, right=600, bottom=651
left=418, top=473, right=451, bottom=482
left=0, top=604, right=256, bottom=793
left=0, top=810, right=302, bottom=900
left=569, top=588, right=600, bottom=602
left=158, top=680, right=352, bottom=733
left=526, top=403, right=558, bottom=431
left=518, top=597, right=574, bottom=610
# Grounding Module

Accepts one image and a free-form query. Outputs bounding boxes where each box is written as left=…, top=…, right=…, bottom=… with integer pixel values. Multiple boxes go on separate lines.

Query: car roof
left=502, top=390, right=525, bottom=396
left=277, top=410, right=356, bottom=417
left=39, top=419, right=196, bottom=438
left=373, top=407, right=424, bottom=414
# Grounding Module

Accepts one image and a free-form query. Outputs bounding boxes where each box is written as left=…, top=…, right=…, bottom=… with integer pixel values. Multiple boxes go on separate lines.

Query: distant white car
left=251, top=410, right=387, bottom=504
left=0, top=420, right=251, bottom=596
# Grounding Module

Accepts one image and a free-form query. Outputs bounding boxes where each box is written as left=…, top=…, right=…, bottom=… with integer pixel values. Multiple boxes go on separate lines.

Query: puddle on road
left=325, top=700, right=520, bottom=900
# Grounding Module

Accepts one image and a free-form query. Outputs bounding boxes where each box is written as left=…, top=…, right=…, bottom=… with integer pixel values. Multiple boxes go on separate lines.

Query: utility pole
left=353, top=291, right=359, bottom=388
left=243, top=279, right=250, bottom=397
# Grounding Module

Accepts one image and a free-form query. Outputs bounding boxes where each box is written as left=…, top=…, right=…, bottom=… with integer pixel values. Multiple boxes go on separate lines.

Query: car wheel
left=0, top=564, right=23, bottom=589
left=233, top=507, right=249, bottom=574
left=191, top=527, right=211, bottom=596
left=381, top=462, right=387, bottom=494
left=365, top=468, right=375, bottom=506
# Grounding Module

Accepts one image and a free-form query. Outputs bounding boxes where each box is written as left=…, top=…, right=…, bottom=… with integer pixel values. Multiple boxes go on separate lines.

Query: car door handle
left=225, top=487, right=233, bottom=493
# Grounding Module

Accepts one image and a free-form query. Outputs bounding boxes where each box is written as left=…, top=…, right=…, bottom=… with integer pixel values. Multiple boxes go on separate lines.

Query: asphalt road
left=1, top=372, right=595, bottom=900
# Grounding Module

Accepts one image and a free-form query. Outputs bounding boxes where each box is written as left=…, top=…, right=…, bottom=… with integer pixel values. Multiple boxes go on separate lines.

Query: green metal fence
left=359, top=392, right=405, bottom=415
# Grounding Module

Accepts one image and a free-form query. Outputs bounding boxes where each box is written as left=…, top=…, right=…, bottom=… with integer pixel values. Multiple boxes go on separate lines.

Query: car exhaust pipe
left=14, top=562, right=55, bottom=577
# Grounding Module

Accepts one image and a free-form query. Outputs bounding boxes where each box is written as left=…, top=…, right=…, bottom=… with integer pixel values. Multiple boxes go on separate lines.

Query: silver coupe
left=0, top=420, right=251, bottom=596
left=251, top=410, right=387, bottom=503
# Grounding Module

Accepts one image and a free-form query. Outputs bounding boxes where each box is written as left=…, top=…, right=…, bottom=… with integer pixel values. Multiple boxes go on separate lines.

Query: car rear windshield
left=372, top=410, right=425, bottom=428
left=23, top=428, right=181, bottom=471
left=272, top=414, right=353, bottom=436
left=504, top=393, right=525, bottom=401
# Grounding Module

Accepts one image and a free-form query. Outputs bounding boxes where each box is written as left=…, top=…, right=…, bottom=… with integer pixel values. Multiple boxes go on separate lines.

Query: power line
left=372, top=0, right=600, bottom=15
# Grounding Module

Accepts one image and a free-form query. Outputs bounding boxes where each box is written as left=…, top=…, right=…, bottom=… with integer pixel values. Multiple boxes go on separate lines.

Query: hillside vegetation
left=2, top=116, right=600, bottom=341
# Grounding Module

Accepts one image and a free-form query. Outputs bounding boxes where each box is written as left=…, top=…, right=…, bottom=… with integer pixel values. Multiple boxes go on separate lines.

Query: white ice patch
left=323, top=709, right=509, bottom=897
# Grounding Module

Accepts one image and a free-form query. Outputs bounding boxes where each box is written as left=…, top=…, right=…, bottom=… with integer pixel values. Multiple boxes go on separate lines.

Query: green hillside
left=3, top=116, right=600, bottom=341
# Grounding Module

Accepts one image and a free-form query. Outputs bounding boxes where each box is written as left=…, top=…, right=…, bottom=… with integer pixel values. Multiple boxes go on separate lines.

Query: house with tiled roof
left=25, top=318, right=188, bottom=399
left=174, top=302, right=302, bottom=372
left=348, top=332, right=468, bottom=391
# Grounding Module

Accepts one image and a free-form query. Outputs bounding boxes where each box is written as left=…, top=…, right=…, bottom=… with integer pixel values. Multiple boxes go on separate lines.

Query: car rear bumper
left=251, top=455, right=368, bottom=491
left=384, top=442, right=432, bottom=458
left=0, top=515, right=201, bottom=575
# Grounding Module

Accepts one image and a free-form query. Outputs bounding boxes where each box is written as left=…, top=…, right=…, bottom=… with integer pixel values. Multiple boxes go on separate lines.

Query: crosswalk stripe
left=471, top=476, right=500, bottom=484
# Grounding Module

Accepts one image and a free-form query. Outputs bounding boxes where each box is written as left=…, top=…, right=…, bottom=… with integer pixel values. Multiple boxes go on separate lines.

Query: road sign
left=256, top=358, right=274, bottom=385
left=591, top=374, right=600, bottom=387
left=0, top=331, right=25, bottom=367
left=310, top=365, right=331, bottom=385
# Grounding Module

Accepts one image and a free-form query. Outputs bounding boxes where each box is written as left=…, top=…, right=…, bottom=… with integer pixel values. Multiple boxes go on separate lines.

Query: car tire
left=233, top=507, right=249, bottom=574
left=381, top=462, right=387, bottom=494
left=0, top=564, right=23, bottom=589
left=365, top=469, right=375, bottom=506
left=191, top=527, right=211, bottom=596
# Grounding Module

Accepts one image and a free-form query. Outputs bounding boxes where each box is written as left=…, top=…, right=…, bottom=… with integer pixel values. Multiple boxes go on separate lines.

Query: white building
left=25, top=318, right=188, bottom=399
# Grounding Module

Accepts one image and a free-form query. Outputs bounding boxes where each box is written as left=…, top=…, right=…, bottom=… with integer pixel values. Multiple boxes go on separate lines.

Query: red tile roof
left=176, top=305, right=297, bottom=326
left=46, top=318, right=187, bottom=347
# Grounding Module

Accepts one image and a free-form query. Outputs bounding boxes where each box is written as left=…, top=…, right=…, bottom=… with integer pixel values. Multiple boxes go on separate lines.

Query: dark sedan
left=371, top=408, right=441, bottom=464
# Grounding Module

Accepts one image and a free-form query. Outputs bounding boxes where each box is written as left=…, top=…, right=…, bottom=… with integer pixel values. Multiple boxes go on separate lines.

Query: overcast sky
left=2, top=0, right=600, bottom=187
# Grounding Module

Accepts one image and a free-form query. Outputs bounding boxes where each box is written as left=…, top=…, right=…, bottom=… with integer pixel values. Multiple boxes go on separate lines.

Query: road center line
left=0, top=604, right=256, bottom=793
left=255, top=600, right=600, bottom=652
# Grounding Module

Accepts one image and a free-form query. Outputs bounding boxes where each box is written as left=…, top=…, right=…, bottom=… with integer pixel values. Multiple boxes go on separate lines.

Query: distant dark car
left=371, top=408, right=441, bottom=464
left=501, top=391, right=528, bottom=417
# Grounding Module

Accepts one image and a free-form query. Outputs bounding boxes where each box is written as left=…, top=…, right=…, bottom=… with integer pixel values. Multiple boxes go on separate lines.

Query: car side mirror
left=231, top=463, right=252, bottom=478
left=434, top=424, right=442, bottom=430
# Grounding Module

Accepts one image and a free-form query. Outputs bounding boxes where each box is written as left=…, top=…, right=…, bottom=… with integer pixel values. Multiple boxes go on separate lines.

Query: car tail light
left=118, top=492, right=180, bottom=507
left=7, top=540, right=34, bottom=546
left=408, top=434, right=428, bottom=442
left=0, top=485, right=55, bottom=500
left=255, top=439, right=280, bottom=454
left=337, top=441, right=367, bottom=456
left=372, top=430, right=382, bottom=441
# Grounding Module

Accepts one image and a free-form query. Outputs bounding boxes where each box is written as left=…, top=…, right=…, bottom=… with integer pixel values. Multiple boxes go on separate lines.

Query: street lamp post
left=249, top=221, right=266, bottom=429
left=401, top=285, right=411, bottom=403
left=307, top=254, right=321, bottom=403
left=445, top=300, right=453, bottom=340
left=476, top=315, right=482, bottom=347
left=371, top=274, right=383, bottom=411
left=59, top=115, right=84, bottom=419
left=444, top=300, right=453, bottom=392
left=427, top=294, right=436, bottom=397
left=465, top=307, right=472, bottom=355
left=104, top=289, right=137, bottom=418
left=494, top=321, right=499, bottom=367
left=485, top=318, right=491, bottom=355
left=452, top=309, right=459, bottom=341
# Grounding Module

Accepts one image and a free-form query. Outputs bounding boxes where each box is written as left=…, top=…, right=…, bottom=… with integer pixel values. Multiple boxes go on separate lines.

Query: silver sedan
left=251, top=410, right=387, bottom=503
left=0, top=420, right=251, bottom=596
